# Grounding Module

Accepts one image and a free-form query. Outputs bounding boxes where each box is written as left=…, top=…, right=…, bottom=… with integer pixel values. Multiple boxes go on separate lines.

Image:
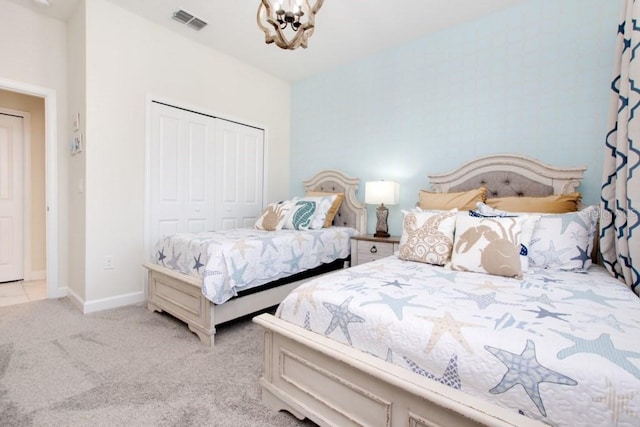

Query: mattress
left=152, top=227, right=357, bottom=304
left=275, top=255, right=640, bottom=426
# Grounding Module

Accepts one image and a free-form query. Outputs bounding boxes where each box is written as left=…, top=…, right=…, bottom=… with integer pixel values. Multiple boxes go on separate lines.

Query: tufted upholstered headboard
left=427, top=153, right=598, bottom=263
left=303, top=169, right=367, bottom=234
left=428, top=154, right=586, bottom=198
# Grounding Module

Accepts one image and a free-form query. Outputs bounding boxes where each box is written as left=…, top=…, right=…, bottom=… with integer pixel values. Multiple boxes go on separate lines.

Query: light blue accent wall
left=290, top=0, right=620, bottom=236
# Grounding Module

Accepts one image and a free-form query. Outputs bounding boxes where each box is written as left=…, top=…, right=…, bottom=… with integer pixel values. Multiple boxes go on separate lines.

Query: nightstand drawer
left=356, top=241, right=394, bottom=260
left=350, top=234, right=400, bottom=267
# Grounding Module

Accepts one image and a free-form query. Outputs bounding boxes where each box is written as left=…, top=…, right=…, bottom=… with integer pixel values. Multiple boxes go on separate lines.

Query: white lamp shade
left=365, top=181, right=399, bottom=205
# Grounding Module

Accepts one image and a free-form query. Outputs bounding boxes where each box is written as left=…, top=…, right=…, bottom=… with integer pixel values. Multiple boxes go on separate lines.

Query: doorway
left=0, top=78, right=59, bottom=303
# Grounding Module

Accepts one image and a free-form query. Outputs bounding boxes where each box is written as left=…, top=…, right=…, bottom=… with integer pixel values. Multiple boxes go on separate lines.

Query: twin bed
left=143, top=169, right=367, bottom=346
left=253, top=154, right=640, bottom=427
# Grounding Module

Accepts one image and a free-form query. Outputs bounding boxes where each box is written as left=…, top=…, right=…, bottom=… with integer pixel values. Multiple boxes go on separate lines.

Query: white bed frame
left=144, top=169, right=367, bottom=347
left=254, top=154, right=586, bottom=427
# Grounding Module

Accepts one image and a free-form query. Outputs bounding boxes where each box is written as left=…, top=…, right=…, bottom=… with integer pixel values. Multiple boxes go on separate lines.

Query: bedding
left=275, top=255, right=640, bottom=426
left=152, top=226, right=357, bottom=304
left=255, top=154, right=622, bottom=425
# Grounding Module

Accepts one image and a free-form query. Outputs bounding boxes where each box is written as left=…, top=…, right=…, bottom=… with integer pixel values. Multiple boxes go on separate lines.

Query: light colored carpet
left=0, top=298, right=316, bottom=426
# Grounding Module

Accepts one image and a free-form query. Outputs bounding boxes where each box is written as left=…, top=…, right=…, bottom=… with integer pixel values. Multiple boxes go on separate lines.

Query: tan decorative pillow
left=254, top=201, right=294, bottom=231
left=450, top=215, right=524, bottom=279
left=485, top=192, right=581, bottom=213
left=398, top=209, right=457, bottom=266
left=306, top=191, right=345, bottom=227
left=418, top=188, right=486, bottom=211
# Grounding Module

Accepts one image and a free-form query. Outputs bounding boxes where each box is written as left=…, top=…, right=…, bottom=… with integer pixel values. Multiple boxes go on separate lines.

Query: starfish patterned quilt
left=276, top=255, right=640, bottom=426
left=152, top=227, right=357, bottom=304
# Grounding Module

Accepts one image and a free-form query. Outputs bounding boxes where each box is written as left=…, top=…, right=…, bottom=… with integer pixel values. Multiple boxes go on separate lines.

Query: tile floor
left=0, top=279, right=47, bottom=307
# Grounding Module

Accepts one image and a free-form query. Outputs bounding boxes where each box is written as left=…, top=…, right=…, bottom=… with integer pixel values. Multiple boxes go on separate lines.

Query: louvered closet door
left=149, top=103, right=216, bottom=252
left=214, top=119, right=264, bottom=230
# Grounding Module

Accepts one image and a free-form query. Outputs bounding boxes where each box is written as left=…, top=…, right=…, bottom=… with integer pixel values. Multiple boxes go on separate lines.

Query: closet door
left=214, top=119, right=264, bottom=230
left=148, top=103, right=216, bottom=249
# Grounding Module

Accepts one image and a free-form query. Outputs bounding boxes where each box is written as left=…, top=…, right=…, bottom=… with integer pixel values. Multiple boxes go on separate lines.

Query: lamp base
left=374, top=204, right=390, bottom=239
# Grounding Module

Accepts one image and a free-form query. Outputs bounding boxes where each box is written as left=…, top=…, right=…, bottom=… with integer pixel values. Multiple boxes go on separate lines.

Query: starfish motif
left=343, top=270, right=376, bottom=281
left=473, top=280, right=511, bottom=292
left=229, top=258, right=248, bottom=284
left=593, top=378, right=638, bottom=423
left=309, top=230, right=326, bottom=249
left=288, top=283, right=332, bottom=316
left=570, top=245, right=591, bottom=269
left=361, top=292, right=432, bottom=321
left=193, top=253, right=204, bottom=273
left=403, top=354, right=461, bottom=389
left=519, top=293, right=556, bottom=308
left=430, top=269, right=458, bottom=283
left=167, top=247, right=182, bottom=270
left=323, top=296, right=365, bottom=345
left=561, top=289, right=628, bottom=308
left=232, top=239, right=257, bottom=258
left=453, top=289, right=519, bottom=310
left=524, top=306, right=569, bottom=322
left=283, top=247, right=303, bottom=270
left=482, top=312, right=542, bottom=335
left=418, top=312, right=481, bottom=353
left=381, top=279, right=411, bottom=289
left=259, top=235, right=278, bottom=256
left=534, top=240, right=571, bottom=267
left=157, top=248, right=166, bottom=265
left=554, top=331, right=640, bottom=379
left=581, top=313, right=628, bottom=333
left=485, top=339, right=577, bottom=416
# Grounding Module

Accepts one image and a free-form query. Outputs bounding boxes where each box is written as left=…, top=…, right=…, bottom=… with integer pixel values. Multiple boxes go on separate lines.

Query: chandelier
left=257, top=0, right=324, bottom=50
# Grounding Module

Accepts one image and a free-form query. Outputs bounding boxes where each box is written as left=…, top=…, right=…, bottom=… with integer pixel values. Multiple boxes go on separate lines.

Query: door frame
left=0, top=107, right=31, bottom=282
left=0, top=77, right=59, bottom=298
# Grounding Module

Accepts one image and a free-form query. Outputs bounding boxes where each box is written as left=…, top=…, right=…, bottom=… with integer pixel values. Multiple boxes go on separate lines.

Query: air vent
left=187, top=18, right=208, bottom=31
left=172, top=9, right=208, bottom=31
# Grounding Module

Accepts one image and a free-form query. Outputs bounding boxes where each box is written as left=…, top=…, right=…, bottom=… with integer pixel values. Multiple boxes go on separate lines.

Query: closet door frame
left=143, top=96, right=268, bottom=275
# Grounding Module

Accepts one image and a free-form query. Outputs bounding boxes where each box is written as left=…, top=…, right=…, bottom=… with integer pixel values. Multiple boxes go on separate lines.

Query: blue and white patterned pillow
left=528, top=205, right=599, bottom=271
left=284, top=195, right=338, bottom=230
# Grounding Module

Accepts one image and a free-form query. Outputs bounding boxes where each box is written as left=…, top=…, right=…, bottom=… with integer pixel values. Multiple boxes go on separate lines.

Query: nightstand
left=350, top=234, right=401, bottom=266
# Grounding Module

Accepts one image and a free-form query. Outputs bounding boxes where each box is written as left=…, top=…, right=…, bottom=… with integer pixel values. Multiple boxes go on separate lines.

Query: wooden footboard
left=253, top=313, right=544, bottom=427
left=144, top=262, right=347, bottom=347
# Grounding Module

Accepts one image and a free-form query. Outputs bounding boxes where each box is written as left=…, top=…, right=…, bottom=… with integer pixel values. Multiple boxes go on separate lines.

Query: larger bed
left=253, top=154, right=640, bottom=427
left=144, top=169, right=367, bottom=346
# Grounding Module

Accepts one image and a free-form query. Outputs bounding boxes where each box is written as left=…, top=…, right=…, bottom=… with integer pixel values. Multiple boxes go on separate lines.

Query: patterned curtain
left=601, top=0, right=640, bottom=297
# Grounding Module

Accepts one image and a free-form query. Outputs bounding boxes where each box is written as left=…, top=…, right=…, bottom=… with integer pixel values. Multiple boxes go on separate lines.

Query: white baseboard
left=82, top=291, right=145, bottom=314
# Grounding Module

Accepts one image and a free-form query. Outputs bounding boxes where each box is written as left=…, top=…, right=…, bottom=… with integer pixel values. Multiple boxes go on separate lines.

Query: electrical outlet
left=104, top=256, right=114, bottom=270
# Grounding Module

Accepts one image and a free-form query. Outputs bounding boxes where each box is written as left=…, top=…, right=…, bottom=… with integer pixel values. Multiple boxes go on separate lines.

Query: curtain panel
left=601, top=0, right=640, bottom=297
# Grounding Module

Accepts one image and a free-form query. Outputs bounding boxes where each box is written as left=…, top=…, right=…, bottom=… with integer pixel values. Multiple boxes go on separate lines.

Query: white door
left=0, top=113, right=24, bottom=282
left=215, top=119, right=264, bottom=230
left=149, top=103, right=216, bottom=252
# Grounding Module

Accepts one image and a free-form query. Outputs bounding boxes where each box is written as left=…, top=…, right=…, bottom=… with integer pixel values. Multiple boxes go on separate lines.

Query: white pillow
left=450, top=215, right=524, bottom=279
left=398, top=209, right=457, bottom=265
left=254, top=201, right=294, bottom=231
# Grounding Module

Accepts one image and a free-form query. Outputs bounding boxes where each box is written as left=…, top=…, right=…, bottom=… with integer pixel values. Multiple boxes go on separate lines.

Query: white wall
left=67, top=0, right=87, bottom=302
left=0, top=0, right=69, bottom=297
left=81, top=0, right=291, bottom=308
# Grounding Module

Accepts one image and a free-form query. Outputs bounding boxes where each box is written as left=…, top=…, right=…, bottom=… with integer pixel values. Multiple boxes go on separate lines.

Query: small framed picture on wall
left=72, top=132, right=83, bottom=155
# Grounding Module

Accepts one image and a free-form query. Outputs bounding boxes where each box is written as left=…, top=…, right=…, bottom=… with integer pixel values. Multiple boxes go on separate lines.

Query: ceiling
left=8, top=0, right=525, bottom=82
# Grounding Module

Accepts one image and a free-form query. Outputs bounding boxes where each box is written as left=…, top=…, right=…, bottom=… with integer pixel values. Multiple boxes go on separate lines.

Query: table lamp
left=365, top=180, right=400, bottom=238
